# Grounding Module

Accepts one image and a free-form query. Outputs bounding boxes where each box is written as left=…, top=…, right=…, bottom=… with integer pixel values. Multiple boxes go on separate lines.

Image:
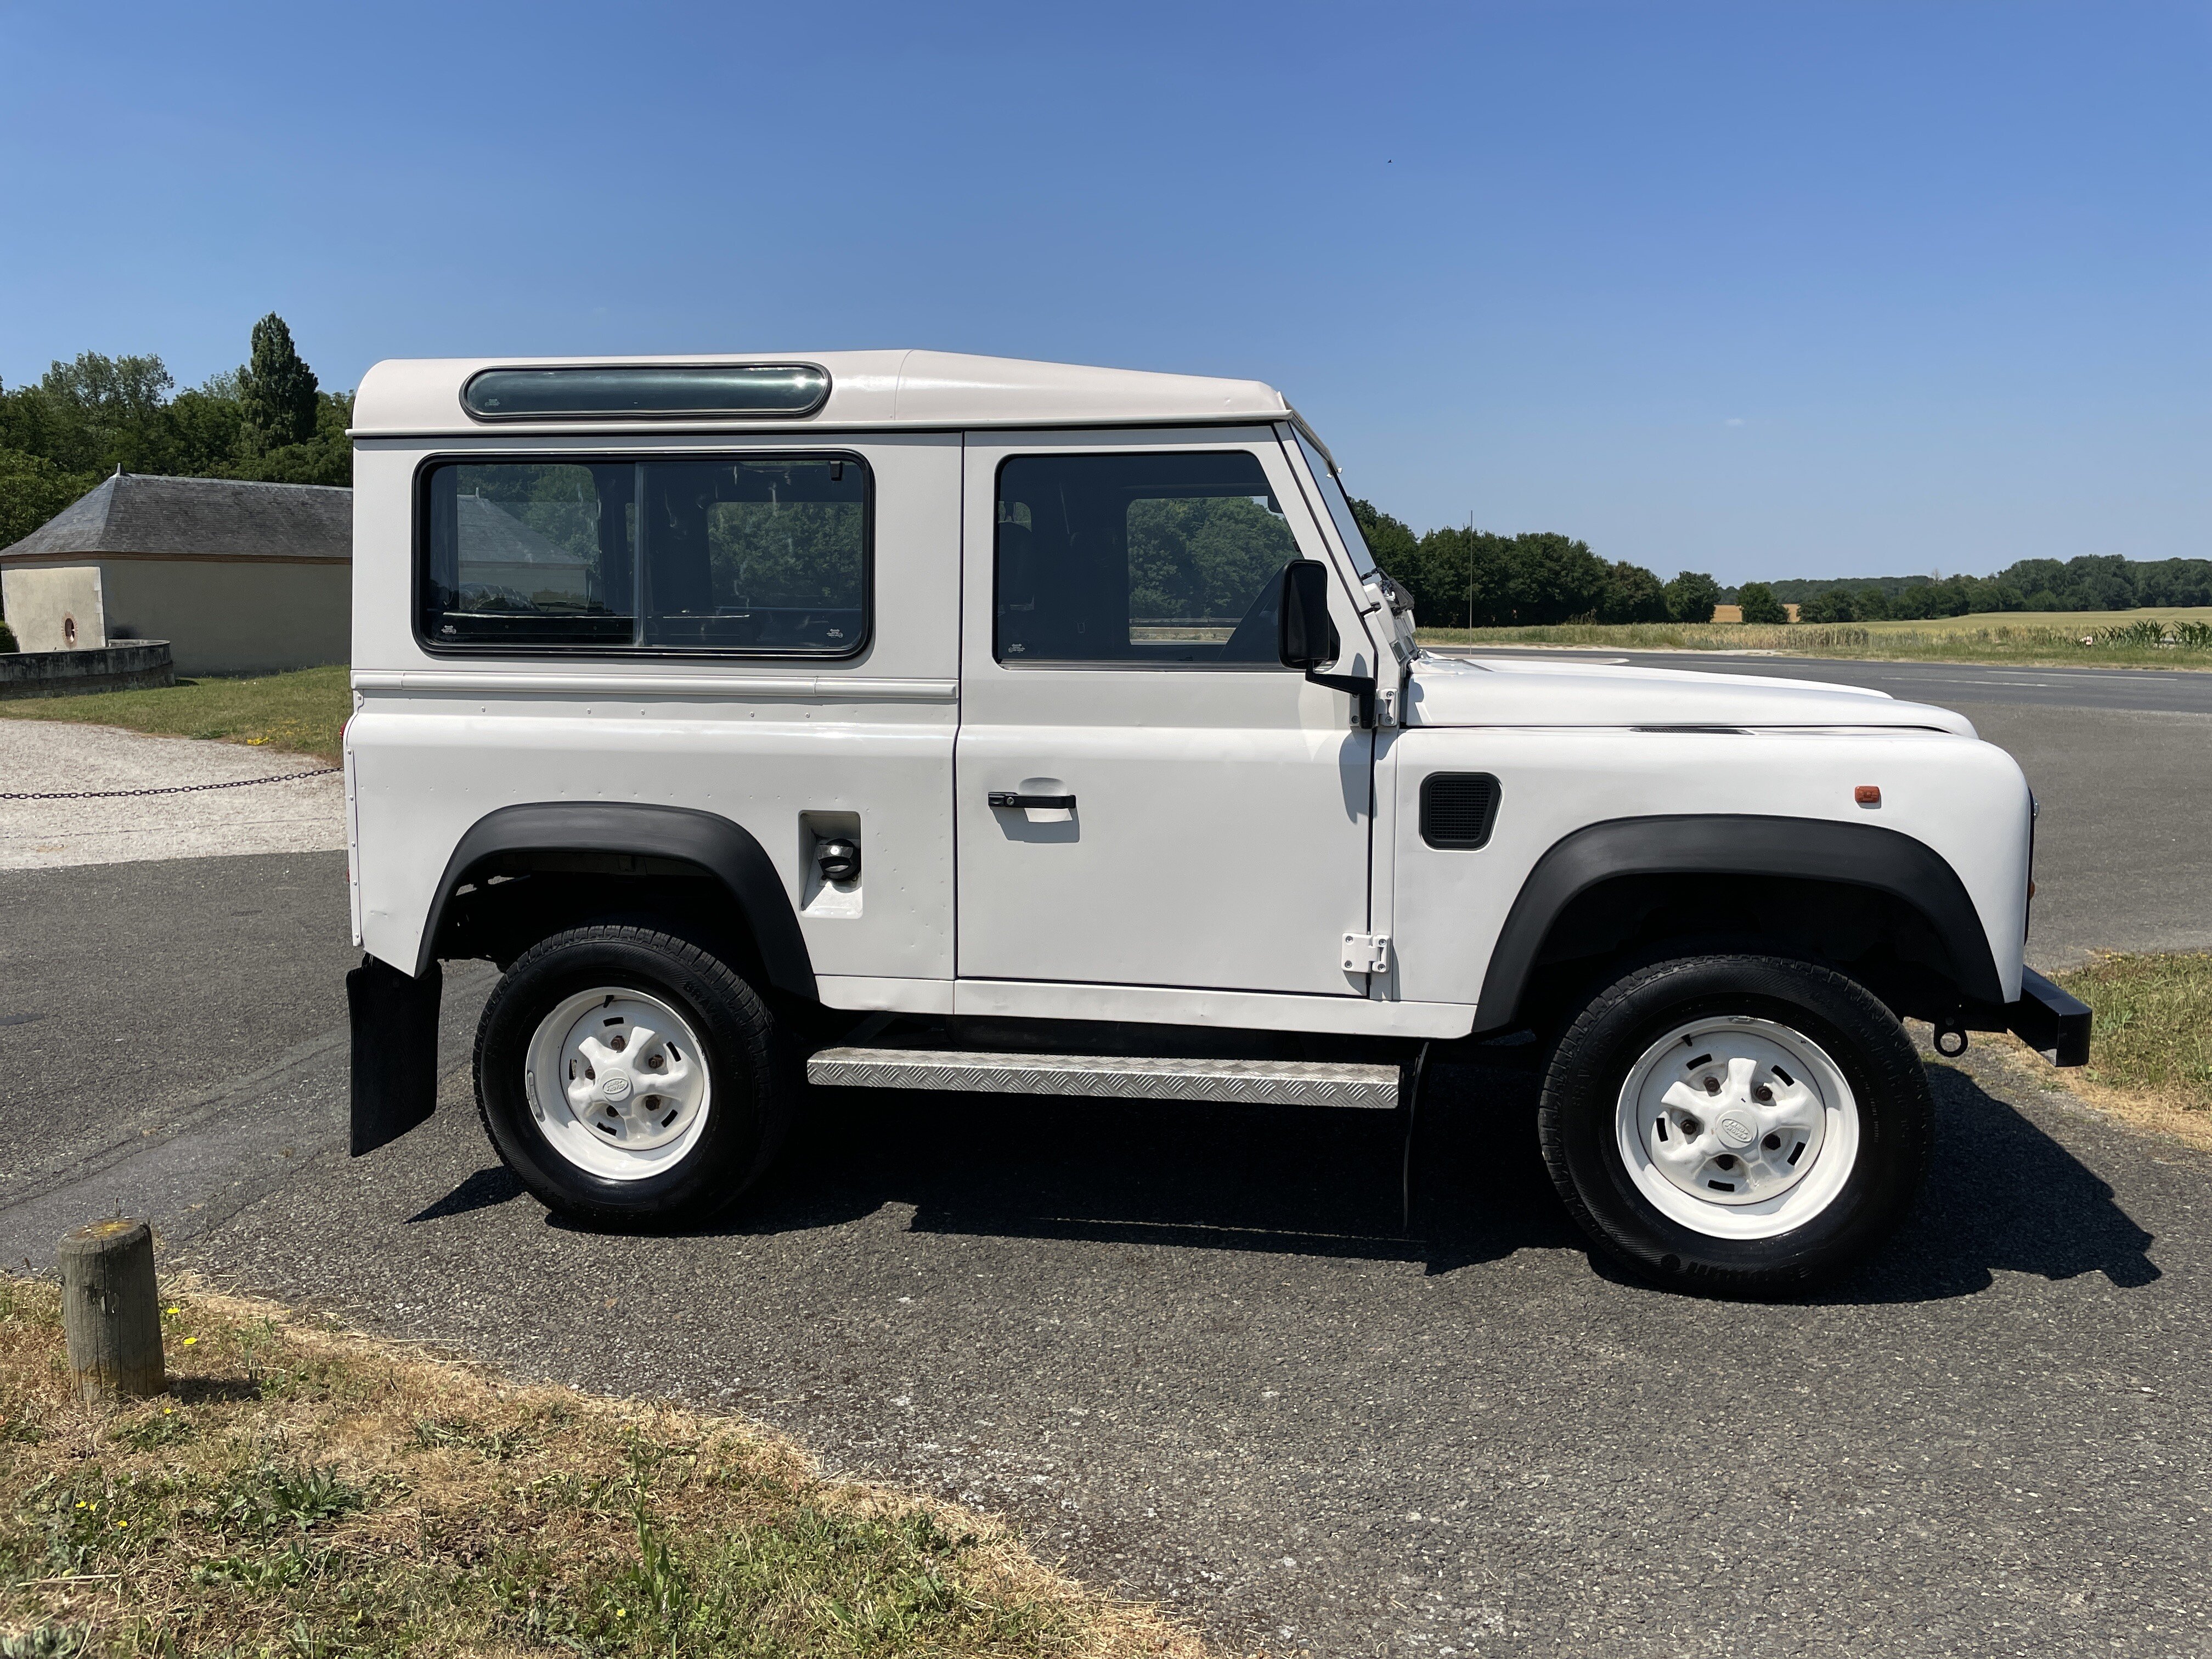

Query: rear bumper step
left=806, top=1047, right=1401, bottom=1109
left=2006, top=968, right=2092, bottom=1067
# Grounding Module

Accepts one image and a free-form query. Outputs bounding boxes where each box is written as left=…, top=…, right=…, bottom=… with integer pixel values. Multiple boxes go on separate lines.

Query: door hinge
left=1341, top=932, right=1391, bottom=974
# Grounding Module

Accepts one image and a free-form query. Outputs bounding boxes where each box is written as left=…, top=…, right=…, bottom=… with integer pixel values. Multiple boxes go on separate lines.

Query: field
left=1418, top=608, right=2212, bottom=668
left=0, top=1279, right=1203, bottom=1659
left=0, top=665, right=349, bottom=762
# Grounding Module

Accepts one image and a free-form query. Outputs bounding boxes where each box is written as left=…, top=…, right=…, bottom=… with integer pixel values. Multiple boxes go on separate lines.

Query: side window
left=419, top=454, right=869, bottom=654
left=995, top=451, right=1299, bottom=666
left=422, top=462, right=635, bottom=646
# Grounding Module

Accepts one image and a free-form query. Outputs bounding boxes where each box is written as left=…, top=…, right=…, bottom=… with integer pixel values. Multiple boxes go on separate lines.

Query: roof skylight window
left=462, top=364, right=830, bottom=421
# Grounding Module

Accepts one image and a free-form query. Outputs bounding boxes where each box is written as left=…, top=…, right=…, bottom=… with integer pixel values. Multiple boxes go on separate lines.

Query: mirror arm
left=1305, top=668, right=1376, bottom=728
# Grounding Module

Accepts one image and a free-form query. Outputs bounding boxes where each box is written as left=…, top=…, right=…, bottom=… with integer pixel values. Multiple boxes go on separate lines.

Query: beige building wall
left=2, top=566, right=106, bottom=651
left=93, top=557, right=349, bottom=675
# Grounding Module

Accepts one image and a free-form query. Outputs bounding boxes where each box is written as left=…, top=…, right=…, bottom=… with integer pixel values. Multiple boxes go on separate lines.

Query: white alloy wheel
left=1614, top=1015, right=1860, bottom=1241
left=523, top=986, right=712, bottom=1182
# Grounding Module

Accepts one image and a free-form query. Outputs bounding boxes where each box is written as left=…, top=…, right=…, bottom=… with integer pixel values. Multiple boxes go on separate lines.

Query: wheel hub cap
left=1614, top=1015, right=1861, bottom=1240
left=524, top=987, right=712, bottom=1181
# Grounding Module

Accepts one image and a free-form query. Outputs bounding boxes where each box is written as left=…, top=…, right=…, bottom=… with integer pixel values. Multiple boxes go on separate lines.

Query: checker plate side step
left=806, top=1047, right=1401, bottom=1109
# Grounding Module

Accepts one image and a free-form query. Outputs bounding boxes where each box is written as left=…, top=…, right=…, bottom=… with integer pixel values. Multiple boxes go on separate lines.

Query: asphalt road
left=3, top=659, right=2209, bottom=1657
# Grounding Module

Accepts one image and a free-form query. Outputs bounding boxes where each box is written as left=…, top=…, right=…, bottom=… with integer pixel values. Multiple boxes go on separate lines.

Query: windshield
left=1293, top=427, right=1381, bottom=582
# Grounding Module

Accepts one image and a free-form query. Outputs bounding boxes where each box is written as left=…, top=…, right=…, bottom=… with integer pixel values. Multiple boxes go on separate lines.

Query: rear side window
left=419, top=454, right=869, bottom=655
left=994, top=450, right=1299, bottom=666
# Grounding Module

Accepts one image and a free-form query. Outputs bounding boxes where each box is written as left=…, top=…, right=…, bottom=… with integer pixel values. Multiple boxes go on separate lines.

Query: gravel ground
left=0, top=719, right=343, bottom=870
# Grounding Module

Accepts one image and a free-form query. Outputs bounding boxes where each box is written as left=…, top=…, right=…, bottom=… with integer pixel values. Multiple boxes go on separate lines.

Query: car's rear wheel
left=1539, top=954, right=1932, bottom=1296
left=473, top=924, right=793, bottom=1228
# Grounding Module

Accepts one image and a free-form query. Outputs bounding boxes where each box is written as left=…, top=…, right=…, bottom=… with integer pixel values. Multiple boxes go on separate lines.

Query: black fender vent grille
left=1420, top=772, right=1502, bottom=849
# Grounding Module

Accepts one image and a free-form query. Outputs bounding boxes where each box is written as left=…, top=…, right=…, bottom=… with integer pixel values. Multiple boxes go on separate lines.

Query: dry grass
left=1418, top=609, right=2212, bottom=669
left=1850, top=606, right=2212, bottom=636
left=0, top=665, right=349, bottom=763
left=0, top=1279, right=1208, bottom=1659
left=2034, top=952, right=2212, bottom=1153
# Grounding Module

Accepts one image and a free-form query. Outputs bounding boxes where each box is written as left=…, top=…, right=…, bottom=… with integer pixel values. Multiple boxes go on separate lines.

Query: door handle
left=989, top=791, right=1075, bottom=810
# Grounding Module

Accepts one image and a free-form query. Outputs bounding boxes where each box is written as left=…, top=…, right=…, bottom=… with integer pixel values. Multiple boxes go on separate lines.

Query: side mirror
left=1278, top=560, right=1341, bottom=670
left=1277, top=559, right=1378, bottom=727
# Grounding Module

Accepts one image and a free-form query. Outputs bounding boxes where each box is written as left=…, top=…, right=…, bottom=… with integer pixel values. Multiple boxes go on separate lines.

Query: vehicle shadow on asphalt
left=755, top=1056, right=2158, bottom=1300
left=1837, top=1062, right=2160, bottom=1301
left=733, top=1059, right=1583, bottom=1271
left=432, top=1054, right=2160, bottom=1301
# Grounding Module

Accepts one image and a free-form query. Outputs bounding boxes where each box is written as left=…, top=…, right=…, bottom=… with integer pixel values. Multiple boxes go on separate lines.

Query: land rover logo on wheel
left=1717, top=1113, right=1758, bottom=1149
left=601, top=1075, right=633, bottom=1102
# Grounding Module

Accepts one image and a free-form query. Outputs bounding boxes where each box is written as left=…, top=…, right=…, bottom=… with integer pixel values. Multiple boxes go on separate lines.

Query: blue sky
left=2, top=1, right=2205, bottom=583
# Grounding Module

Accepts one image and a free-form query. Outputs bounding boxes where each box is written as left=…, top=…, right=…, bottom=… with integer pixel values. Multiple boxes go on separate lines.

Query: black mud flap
left=2006, top=967, right=2092, bottom=1067
left=348, top=955, right=443, bottom=1155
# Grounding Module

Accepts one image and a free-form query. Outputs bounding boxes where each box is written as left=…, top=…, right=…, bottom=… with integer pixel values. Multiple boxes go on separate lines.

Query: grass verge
left=2033, top=952, right=2212, bottom=1153
left=0, top=1279, right=1205, bottom=1658
left=1418, top=610, right=2212, bottom=669
left=0, top=666, right=350, bottom=763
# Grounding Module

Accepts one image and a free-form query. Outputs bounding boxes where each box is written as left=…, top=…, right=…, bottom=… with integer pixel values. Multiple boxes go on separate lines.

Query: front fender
left=1472, top=814, right=2004, bottom=1032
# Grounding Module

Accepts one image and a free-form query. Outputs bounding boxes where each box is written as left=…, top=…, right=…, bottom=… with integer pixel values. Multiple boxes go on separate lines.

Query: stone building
left=0, top=472, right=349, bottom=674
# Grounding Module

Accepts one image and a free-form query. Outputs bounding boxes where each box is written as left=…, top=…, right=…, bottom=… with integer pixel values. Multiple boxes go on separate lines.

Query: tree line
left=1349, top=499, right=2211, bottom=627
left=1740, top=555, right=2212, bottom=621
left=1349, top=501, right=1723, bottom=625
left=0, top=314, right=350, bottom=548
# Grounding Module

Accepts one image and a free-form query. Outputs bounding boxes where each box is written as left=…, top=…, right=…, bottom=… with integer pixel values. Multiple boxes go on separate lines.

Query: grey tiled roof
left=0, top=473, right=352, bottom=562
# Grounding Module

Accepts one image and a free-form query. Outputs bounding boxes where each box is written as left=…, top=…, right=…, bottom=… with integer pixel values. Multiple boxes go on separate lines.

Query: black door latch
left=988, top=791, right=1076, bottom=810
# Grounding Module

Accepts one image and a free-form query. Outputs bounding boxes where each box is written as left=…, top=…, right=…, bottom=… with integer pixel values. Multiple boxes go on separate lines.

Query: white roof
left=351, top=349, right=1293, bottom=437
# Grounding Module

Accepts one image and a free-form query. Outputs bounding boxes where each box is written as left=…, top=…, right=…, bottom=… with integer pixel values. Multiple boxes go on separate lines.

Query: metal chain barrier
left=0, top=767, right=340, bottom=802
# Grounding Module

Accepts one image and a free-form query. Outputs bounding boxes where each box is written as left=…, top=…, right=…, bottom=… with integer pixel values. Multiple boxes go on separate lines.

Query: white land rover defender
left=344, top=351, right=2088, bottom=1296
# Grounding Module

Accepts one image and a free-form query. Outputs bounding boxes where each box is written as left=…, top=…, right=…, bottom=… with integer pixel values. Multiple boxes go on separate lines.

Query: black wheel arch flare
left=1472, top=814, right=2004, bottom=1034
left=414, top=801, right=816, bottom=998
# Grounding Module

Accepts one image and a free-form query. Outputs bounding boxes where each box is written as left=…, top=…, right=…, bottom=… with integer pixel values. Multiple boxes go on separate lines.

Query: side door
left=954, top=426, right=1380, bottom=997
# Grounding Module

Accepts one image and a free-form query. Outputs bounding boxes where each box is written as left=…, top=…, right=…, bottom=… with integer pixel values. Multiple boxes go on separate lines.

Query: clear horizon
left=2, top=1, right=2203, bottom=585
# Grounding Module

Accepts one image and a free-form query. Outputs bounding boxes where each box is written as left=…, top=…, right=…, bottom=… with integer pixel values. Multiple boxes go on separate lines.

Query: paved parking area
left=2, top=850, right=2207, bottom=1657
left=3, top=663, right=2209, bottom=1656
left=187, top=1041, right=2209, bottom=1658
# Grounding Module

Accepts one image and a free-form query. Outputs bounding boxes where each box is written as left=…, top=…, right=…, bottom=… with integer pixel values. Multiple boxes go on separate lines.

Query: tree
left=239, top=313, right=320, bottom=453
left=1663, top=570, right=1721, bottom=623
left=1498, top=532, right=1609, bottom=624
left=1599, top=560, right=1669, bottom=623
left=235, top=388, right=352, bottom=487
left=0, top=447, right=101, bottom=548
left=1347, top=496, right=1423, bottom=614
left=1799, top=586, right=1857, bottom=624
left=1739, top=582, right=1787, bottom=624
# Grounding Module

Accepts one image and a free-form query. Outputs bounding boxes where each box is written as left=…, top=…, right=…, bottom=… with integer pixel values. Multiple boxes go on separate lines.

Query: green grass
left=1418, top=609, right=2212, bottom=669
left=0, top=665, right=349, bottom=763
left=2052, top=952, right=2212, bottom=1115
left=0, top=1281, right=1204, bottom=1659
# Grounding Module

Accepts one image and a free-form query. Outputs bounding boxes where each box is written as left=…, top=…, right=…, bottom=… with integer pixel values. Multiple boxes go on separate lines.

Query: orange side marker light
left=1854, top=785, right=1882, bottom=807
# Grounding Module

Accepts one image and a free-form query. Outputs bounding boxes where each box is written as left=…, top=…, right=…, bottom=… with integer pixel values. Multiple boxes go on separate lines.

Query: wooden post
left=58, top=1218, right=164, bottom=1405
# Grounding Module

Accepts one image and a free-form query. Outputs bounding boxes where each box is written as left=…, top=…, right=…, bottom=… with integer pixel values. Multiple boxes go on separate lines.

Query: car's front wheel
left=1539, top=955, right=1932, bottom=1296
left=473, top=924, right=794, bottom=1228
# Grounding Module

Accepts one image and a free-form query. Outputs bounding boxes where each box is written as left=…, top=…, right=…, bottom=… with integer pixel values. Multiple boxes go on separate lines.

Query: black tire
left=1538, top=954, right=1932, bottom=1297
left=473, top=924, right=795, bottom=1229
